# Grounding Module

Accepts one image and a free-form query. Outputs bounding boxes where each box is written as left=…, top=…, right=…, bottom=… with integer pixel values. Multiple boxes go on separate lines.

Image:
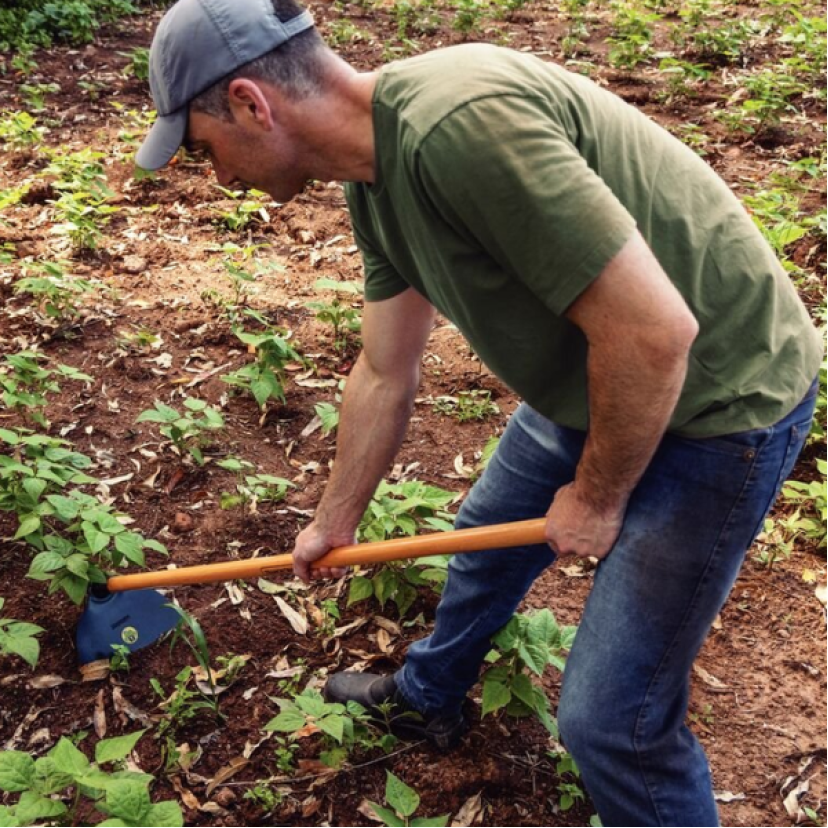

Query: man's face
left=186, top=109, right=307, bottom=203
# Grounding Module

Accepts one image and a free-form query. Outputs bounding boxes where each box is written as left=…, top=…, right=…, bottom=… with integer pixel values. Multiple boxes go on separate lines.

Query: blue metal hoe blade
left=76, top=588, right=180, bottom=664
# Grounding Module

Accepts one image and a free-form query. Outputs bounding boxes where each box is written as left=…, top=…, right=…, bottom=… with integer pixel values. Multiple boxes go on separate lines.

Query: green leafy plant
left=0, top=732, right=182, bottom=827
left=23, top=489, right=167, bottom=604
left=119, top=45, right=149, bottom=80
left=14, top=259, right=100, bottom=324
left=0, top=110, right=45, bottom=149
left=151, top=666, right=217, bottom=773
left=367, top=771, right=449, bottom=827
left=306, top=277, right=363, bottom=351
left=213, top=186, right=271, bottom=232
left=136, top=397, right=225, bottom=466
left=780, top=458, right=827, bottom=550
left=548, top=750, right=586, bottom=812
left=0, top=597, right=43, bottom=668
left=264, top=688, right=391, bottom=769
left=216, top=457, right=294, bottom=512
left=606, top=1, right=661, bottom=67
left=0, top=351, right=92, bottom=428
left=243, top=782, right=284, bottom=814
left=221, top=327, right=302, bottom=412
left=314, top=401, right=340, bottom=436
left=433, top=389, right=499, bottom=422
left=348, top=480, right=457, bottom=617
left=481, top=608, right=577, bottom=736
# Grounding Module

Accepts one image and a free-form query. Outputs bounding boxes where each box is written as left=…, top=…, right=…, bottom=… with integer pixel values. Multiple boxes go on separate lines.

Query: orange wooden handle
left=106, top=518, right=548, bottom=592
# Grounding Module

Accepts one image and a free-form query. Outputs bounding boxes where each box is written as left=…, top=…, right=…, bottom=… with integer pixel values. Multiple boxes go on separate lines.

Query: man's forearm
left=575, top=336, right=691, bottom=513
left=314, top=352, right=419, bottom=535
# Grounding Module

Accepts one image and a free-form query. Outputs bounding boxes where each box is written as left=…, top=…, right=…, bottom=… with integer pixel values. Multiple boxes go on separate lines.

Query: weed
left=433, top=389, right=499, bottom=422
left=151, top=666, right=217, bottom=773
left=136, top=397, right=225, bottom=466
left=0, top=597, right=43, bottom=667
left=367, top=771, right=450, bottom=827
left=781, top=458, right=827, bottom=550
left=314, top=401, right=340, bottom=436
left=324, top=19, right=371, bottom=45
left=548, top=750, right=586, bottom=812
left=481, top=608, right=577, bottom=737
left=243, top=783, right=284, bottom=813
left=109, top=642, right=131, bottom=673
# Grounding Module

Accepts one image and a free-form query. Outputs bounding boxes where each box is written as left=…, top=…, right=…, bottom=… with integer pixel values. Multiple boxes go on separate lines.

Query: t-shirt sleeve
left=345, top=183, right=410, bottom=303
left=417, top=95, right=637, bottom=315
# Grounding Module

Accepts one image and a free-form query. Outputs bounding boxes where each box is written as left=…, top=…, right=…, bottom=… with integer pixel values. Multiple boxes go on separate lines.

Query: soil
left=0, top=1, right=825, bottom=827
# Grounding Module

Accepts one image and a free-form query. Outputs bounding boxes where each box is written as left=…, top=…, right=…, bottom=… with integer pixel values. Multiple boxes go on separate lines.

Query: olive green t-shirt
left=344, top=44, right=822, bottom=437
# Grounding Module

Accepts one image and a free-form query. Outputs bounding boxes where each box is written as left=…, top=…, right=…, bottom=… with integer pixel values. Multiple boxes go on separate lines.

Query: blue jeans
left=396, top=384, right=817, bottom=827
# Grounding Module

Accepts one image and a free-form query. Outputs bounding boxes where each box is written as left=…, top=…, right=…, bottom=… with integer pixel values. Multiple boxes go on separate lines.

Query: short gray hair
left=190, top=0, right=328, bottom=120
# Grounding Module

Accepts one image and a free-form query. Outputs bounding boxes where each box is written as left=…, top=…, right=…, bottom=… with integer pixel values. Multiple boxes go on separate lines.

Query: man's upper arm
left=362, top=287, right=436, bottom=380
left=565, top=231, right=698, bottom=353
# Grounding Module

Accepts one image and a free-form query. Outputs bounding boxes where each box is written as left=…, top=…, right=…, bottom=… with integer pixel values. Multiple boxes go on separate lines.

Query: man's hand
left=544, top=482, right=625, bottom=560
left=292, top=521, right=354, bottom=583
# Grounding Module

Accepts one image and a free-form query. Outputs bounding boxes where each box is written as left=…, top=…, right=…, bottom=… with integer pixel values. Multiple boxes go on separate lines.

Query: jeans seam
left=630, top=437, right=765, bottom=824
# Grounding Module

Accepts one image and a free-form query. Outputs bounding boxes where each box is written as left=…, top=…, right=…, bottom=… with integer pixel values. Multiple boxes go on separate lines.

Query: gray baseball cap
left=136, top=0, right=314, bottom=170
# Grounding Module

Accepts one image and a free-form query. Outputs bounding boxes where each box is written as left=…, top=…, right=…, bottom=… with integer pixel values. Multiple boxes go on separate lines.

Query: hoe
left=76, top=517, right=548, bottom=664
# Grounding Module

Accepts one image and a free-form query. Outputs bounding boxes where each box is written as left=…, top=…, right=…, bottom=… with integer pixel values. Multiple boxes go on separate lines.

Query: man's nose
left=212, top=161, right=234, bottom=187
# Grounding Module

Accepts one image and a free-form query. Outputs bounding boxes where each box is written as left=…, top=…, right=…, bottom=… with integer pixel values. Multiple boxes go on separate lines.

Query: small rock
left=172, top=512, right=194, bottom=534
left=212, top=788, right=236, bottom=808
left=121, top=255, right=147, bottom=274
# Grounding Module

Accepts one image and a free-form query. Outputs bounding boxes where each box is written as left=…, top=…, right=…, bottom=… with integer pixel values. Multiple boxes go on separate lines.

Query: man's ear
left=227, top=78, right=275, bottom=131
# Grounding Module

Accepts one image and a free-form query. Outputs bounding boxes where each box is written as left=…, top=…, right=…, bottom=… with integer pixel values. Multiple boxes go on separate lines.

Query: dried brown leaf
left=274, top=596, right=308, bottom=635
left=80, top=660, right=111, bottom=682
left=28, top=675, right=68, bottom=689
left=205, top=757, right=249, bottom=798
left=93, top=688, right=107, bottom=739
left=452, top=791, right=485, bottom=826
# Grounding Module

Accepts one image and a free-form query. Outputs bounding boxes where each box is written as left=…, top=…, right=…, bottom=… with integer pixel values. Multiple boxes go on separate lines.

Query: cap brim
left=135, top=107, right=188, bottom=171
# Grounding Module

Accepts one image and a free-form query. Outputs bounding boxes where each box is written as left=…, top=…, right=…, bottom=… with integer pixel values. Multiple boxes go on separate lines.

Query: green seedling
left=119, top=45, right=149, bottom=80
left=243, top=783, right=284, bottom=814
left=306, top=277, right=363, bottom=350
left=606, top=2, right=661, bottom=67
left=367, top=771, right=450, bottom=827
left=657, top=58, right=712, bottom=102
left=0, top=732, right=182, bottom=827
left=0, top=351, right=92, bottom=428
left=136, top=397, right=225, bottom=465
left=14, top=259, right=100, bottom=324
left=314, top=401, right=340, bottom=436
left=10, top=46, right=38, bottom=76
left=433, top=389, right=499, bottom=422
left=221, top=326, right=302, bottom=412
left=0, top=597, right=43, bottom=668
left=151, top=666, right=217, bottom=774
left=0, top=110, right=45, bottom=149
left=109, top=643, right=131, bottom=673
left=481, top=608, right=577, bottom=737
left=18, top=81, right=59, bottom=112
left=213, top=185, right=272, bottom=232
left=217, top=456, right=294, bottom=512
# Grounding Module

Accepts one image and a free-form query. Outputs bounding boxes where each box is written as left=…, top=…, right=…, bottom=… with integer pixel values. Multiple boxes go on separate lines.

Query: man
left=137, top=0, right=822, bottom=824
